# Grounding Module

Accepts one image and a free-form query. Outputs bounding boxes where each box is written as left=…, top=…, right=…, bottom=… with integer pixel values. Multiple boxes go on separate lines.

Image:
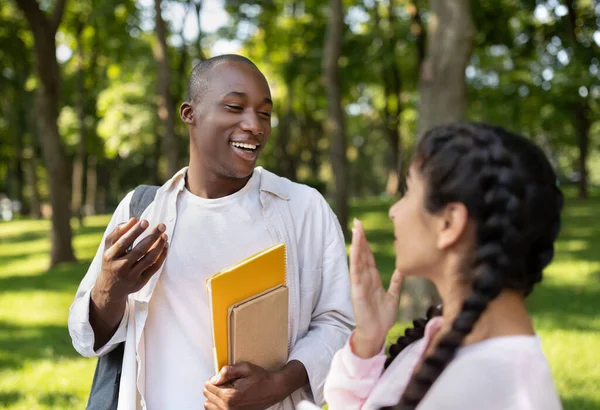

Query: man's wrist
left=271, top=360, right=309, bottom=402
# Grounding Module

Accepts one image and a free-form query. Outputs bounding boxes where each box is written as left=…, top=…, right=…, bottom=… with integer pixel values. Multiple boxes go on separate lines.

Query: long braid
left=384, top=305, right=442, bottom=370
left=387, top=124, right=530, bottom=410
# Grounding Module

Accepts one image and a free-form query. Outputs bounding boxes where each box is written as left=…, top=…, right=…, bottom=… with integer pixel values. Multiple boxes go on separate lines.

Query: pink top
left=322, top=317, right=563, bottom=410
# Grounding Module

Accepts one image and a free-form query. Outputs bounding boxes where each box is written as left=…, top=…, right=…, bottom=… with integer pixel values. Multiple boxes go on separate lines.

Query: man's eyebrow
left=224, top=91, right=247, bottom=99
left=224, top=91, right=272, bottom=105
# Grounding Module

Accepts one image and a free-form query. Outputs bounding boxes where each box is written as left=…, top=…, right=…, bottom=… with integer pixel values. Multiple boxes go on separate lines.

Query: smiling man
left=68, top=54, right=354, bottom=410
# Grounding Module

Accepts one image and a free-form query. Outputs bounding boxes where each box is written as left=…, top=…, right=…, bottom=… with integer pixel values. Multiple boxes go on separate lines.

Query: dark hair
left=186, top=54, right=259, bottom=102
left=383, top=123, right=564, bottom=410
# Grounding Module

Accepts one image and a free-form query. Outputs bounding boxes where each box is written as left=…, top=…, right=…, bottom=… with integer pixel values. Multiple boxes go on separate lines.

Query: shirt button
left=140, top=398, right=146, bottom=408
left=136, top=353, right=140, bottom=362
left=138, top=303, right=146, bottom=312
left=167, top=215, right=174, bottom=222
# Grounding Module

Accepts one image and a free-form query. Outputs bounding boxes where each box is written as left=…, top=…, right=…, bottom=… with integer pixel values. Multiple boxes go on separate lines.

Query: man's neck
left=186, top=162, right=252, bottom=199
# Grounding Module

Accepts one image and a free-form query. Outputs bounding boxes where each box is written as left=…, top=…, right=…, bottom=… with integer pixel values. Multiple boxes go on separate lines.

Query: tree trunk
left=276, top=77, right=296, bottom=181
left=15, top=0, right=76, bottom=267
left=409, top=1, right=426, bottom=68
left=403, top=0, right=474, bottom=320
left=85, top=155, right=97, bottom=216
left=24, top=145, right=42, bottom=219
left=565, top=0, right=590, bottom=199
left=416, top=0, right=474, bottom=138
left=13, top=91, right=27, bottom=214
left=194, top=1, right=206, bottom=61
left=378, top=0, right=404, bottom=196
left=324, top=0, right=349, bottom=240
left=154, top=0, right=179, bottom=178
left=174, top=0, right=192, bottom=104
left=575, top=101, right=590, bottom=199
left=72, top=20, right=86, bottom=226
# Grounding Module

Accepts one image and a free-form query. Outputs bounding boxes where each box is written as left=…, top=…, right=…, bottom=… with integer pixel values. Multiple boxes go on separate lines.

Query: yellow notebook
left=206, top=243, right=286, bottom=373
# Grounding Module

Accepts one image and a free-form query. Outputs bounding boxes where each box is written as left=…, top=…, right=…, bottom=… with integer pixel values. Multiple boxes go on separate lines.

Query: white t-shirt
left=144, top=171, right=273, bottom=409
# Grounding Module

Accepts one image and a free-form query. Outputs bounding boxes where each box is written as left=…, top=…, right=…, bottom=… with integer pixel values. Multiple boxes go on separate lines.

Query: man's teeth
left=231, top=142, right=258, bottom=150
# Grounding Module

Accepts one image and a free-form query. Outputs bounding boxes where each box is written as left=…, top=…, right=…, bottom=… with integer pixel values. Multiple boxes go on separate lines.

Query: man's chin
left=223, top=162, right=257, bottom=180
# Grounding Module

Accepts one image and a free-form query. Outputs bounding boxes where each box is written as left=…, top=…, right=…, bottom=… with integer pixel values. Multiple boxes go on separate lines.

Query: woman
left=323, top=123, right=564, bottom=409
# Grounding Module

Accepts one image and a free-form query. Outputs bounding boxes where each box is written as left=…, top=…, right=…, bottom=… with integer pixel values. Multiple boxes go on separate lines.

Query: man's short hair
left=186, top=54, right=259, bottom=102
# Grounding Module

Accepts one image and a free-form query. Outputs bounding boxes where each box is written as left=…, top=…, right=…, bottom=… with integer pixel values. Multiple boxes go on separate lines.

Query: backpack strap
left=86, top=184, right=159, bottom=410
left=129, top=185, right=159, bottom=219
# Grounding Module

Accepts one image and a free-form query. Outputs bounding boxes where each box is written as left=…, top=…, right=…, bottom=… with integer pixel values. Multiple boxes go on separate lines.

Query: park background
left=1, top=0, right=599, bottom=408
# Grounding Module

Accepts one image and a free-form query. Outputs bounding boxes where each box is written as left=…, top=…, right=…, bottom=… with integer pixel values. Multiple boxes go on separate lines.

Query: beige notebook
left=227, top=285, right=289, bottom=372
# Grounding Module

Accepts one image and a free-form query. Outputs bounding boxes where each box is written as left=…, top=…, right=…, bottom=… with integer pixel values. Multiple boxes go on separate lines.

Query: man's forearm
left=273, top=360, right=310, bottom=401
left=89, top=287, right=127, bottom=350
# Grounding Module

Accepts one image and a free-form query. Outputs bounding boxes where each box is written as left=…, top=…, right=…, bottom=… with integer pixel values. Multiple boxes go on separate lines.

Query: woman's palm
left=350, top=220, right=404, bottom=344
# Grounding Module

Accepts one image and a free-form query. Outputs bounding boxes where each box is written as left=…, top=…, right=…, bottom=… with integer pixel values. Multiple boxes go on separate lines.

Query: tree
left=403, top=0, right=475, bottom=319
left=375, top=0, right=405, bottom=196
left=324, top=0, right=349, bottom=239
left=14, top=0, right=76, bottom=267
left=417, top=0, right=475, bottom=137
left=564, top=0, right=593, bottom=199
left=154, top=0, right=179, bottom=178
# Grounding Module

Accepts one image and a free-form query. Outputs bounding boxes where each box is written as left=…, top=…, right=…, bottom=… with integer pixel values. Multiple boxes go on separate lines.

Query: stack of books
left=206, top=243, right=289, bottom=373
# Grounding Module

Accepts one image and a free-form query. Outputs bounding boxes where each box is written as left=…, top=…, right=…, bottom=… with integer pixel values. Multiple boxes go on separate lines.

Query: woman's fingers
left=387, top=269, right=404, bottom=300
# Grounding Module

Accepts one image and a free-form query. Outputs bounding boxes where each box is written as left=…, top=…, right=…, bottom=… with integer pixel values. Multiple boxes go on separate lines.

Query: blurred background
left=0, top=0, right=599, bottom=409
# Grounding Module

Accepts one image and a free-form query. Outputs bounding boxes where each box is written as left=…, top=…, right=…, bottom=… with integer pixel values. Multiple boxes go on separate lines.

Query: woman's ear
left=436, top=202, right=469, bottom=250
left=180, top=102, right=194, bottom=124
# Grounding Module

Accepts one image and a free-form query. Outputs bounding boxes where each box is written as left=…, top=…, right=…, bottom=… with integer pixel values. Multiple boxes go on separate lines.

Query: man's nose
left=240, top=112, right=264, bottom=135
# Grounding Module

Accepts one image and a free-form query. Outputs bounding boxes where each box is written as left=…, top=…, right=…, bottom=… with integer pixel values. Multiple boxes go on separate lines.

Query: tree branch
left=14, top=0, right=46, bottom=33
left=51, top=0, right=69, bottom=32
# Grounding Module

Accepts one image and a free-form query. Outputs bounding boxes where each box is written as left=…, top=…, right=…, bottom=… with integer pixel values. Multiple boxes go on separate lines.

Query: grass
left=1, top=188, right=599, bottom=409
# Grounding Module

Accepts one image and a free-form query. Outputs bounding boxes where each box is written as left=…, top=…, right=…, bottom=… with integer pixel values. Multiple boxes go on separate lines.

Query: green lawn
left=1, top=190, right=599, bottom=409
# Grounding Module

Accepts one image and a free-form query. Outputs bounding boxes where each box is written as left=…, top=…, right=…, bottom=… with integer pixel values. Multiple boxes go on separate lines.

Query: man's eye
left=260, top=112, right=271, bottom=118
left=226, top=105, right=243, bottom=111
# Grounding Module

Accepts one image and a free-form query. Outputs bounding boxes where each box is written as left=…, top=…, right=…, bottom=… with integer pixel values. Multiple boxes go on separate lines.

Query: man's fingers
left=203, top=383, right=228, bottom=407
left=104, top=218, right=136, bottom=249
left=211, top=363, right=251, bottom=386
left=387, top=269, right=404, bottom=299
left=203, top=396, right=223, bottom=410
left=135, top=237, right=169, bottom=282
left=124, top=224, right=167, bottom=264
left=106, top=219, right=150, bottom=259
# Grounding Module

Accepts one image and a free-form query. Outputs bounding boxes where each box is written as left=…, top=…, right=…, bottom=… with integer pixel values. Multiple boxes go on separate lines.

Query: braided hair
left=382, top=123, right=564, bottom=410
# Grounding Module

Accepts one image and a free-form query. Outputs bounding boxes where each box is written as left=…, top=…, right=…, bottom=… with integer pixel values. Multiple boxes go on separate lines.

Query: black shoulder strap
left=129, top=184, right=159, bottom=219
left=86, top=184, right=159, bottom=410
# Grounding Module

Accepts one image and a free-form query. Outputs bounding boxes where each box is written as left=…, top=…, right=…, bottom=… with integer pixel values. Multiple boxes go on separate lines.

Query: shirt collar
left=163, top=166, right=290, bottom=201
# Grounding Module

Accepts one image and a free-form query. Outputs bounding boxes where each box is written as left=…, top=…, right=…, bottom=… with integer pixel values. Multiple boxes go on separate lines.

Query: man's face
left=184, top=61, right=273, bottom=179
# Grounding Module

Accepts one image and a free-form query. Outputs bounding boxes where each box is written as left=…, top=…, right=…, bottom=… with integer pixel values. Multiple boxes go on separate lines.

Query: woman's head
left=386, top=122, right=563, bottom=409
left=389, top=122, right=562, bottom=295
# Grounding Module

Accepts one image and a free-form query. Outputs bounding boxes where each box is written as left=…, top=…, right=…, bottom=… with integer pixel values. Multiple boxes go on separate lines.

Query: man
left=68, top=54, right=355, bottom=410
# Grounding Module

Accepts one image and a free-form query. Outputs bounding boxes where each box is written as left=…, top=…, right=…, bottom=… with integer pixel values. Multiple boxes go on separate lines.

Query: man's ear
left=180, top=101, right=194, bottom=124
left=436, top=202, right=469, bottom=250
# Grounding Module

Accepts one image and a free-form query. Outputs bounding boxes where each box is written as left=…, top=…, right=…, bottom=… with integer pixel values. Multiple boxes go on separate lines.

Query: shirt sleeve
left=323, top=333, right=387, bottom=410
left=67, top=191, right=133, bottom=357
left=287, top=195, right=356, bottom=405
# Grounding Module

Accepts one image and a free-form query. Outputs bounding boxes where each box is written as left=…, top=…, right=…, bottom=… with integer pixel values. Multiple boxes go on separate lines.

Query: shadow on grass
left=38, top=392, right=79, bottom=407
left=0, top=260, right=92, bottom=294
left=562, top=395, right=600, bottom=410
left=0, top=224, right=105, bottom=246
left=527, top=281, right=600, bottom=333
left=0, top=321, right=81, bottom=372
left=0, top=391, right=23, bottom=407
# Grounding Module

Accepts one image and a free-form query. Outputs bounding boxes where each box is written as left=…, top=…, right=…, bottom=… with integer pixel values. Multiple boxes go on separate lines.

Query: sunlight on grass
left=0, top=194, right=598, bottom=409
